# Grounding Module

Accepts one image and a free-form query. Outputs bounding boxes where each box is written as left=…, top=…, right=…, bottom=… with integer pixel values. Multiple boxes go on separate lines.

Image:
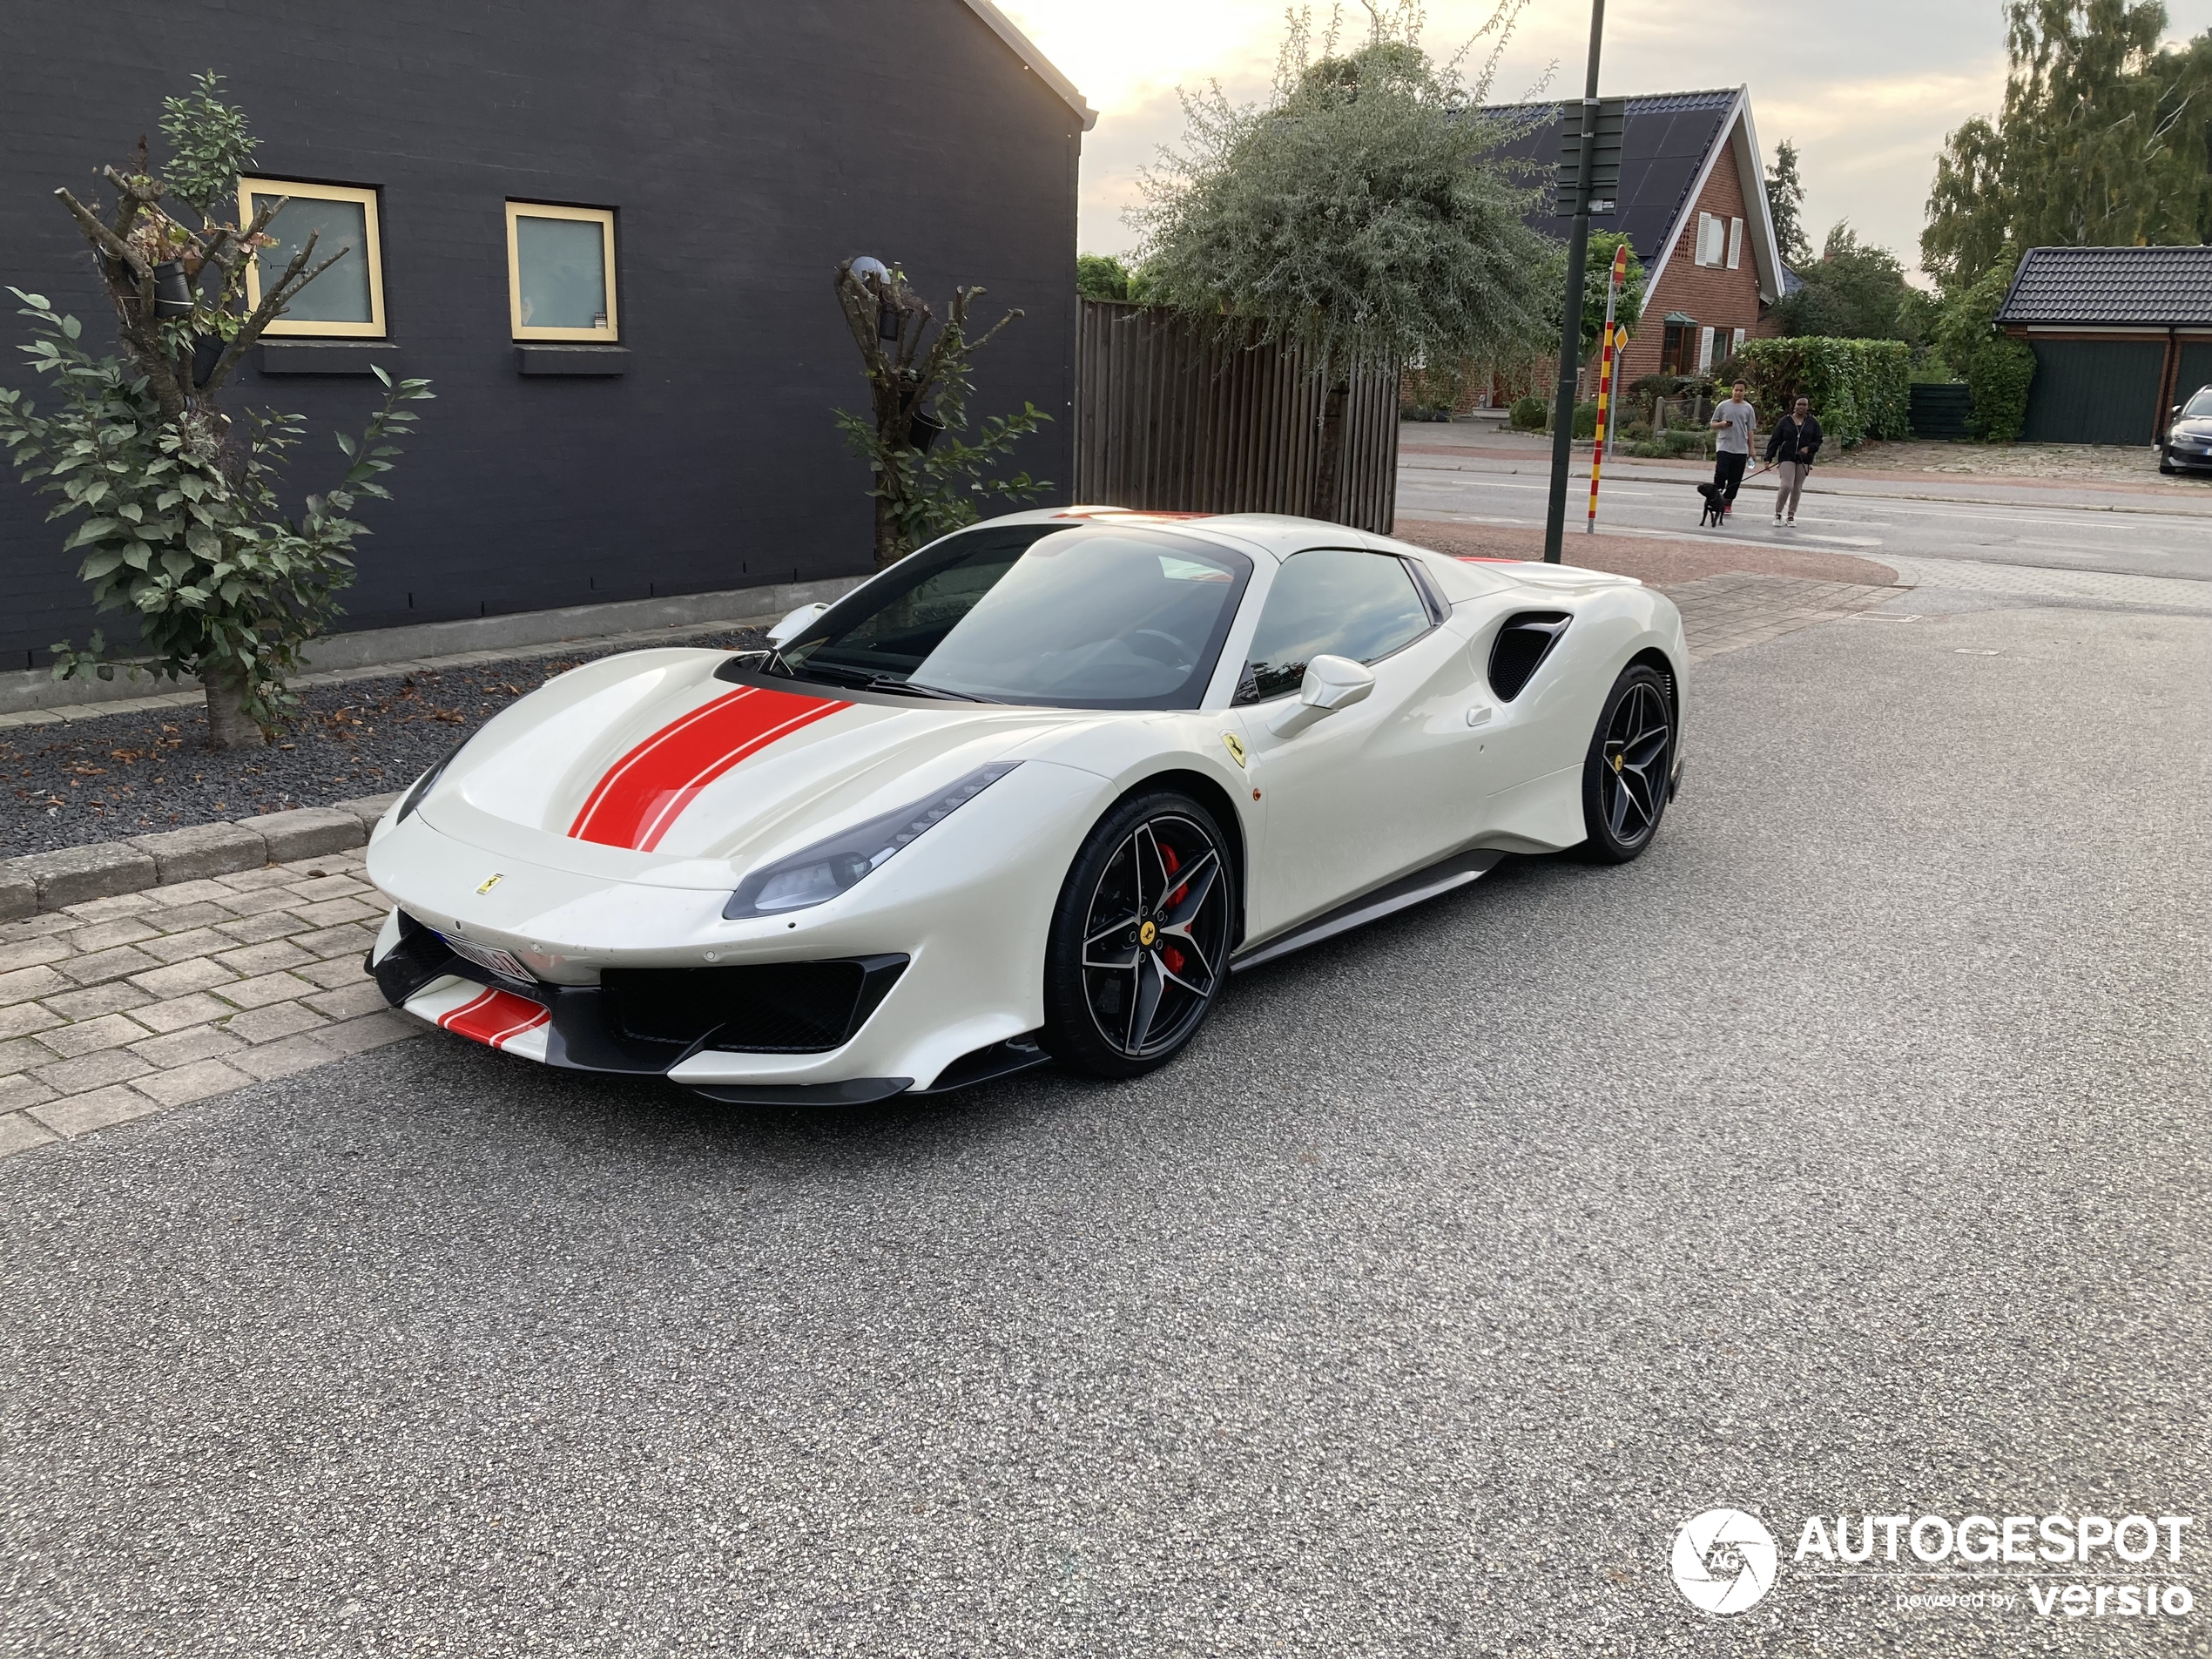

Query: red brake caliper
left=1159, top=841, right=1187, bottom=976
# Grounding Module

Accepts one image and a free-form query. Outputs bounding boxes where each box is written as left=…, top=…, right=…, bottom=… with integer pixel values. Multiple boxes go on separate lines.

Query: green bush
left=1736, top=336, right=1912, bottom=448
left=1619, top=419, right=1653, bottom=443
left=1571, top=400, right=1599, bottom=440
left=1508, top=395, right=1548, bottom=430
left=1966, top=336, right=2035, bottom=442
left=1629, top=428, right=1710, bottom=460
left=1076, top=253, right=1132, bottom=301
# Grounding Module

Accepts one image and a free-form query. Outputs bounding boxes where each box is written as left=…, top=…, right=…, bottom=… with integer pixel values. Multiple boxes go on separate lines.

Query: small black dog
left=1696, top=482, right=1729, bottom=527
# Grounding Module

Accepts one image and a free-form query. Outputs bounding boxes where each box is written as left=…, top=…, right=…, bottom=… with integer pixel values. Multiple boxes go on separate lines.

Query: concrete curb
left=0, top=792, right=404, bottom=919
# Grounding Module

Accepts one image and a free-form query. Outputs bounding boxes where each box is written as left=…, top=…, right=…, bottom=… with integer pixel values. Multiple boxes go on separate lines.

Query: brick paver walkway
left=1663, top=572, right=1905, bottom=660
left=0, top=848, right=418, bottom=1157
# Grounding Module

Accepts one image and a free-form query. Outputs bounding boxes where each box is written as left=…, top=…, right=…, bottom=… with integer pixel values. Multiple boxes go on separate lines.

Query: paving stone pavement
left=0, top=847, right=419, bottom=1157
left=1659, top=571, right=1906, bottom=660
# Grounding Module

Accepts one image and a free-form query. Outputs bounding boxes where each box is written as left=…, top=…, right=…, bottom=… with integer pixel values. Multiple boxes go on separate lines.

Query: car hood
left=2170, top=420, right=2212, bottom=441
left=416, top=649, right=1097, bottom=885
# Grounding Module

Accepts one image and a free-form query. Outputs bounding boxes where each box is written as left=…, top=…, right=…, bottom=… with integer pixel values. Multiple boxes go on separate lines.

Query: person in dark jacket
left=1765, top=397, right=1823, bottom=523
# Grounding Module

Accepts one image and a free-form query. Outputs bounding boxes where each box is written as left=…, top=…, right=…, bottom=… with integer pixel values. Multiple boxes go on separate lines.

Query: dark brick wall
left=0, top=0, right=1081, bottom=666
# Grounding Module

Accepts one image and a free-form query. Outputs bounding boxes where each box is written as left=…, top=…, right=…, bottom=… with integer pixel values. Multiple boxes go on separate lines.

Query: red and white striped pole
left=1585, top=242, right=1630, bottom=534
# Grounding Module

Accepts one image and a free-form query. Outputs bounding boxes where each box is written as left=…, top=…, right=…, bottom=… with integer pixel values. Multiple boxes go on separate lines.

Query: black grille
left=598, top=956, right=907, bottom=1054
left=1487, top=611, right=1571, bottom=701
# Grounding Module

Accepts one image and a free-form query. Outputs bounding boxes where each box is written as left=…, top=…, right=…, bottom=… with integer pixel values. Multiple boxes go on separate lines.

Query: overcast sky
left=999, top=0, right=2212, bottom=281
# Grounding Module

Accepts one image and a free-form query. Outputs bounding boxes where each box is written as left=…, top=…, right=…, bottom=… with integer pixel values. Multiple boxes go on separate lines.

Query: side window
left=239, top=179, right=385, bottom=337
left=1241, top=548, right=1432, bottom=701
left=505, top=202, right=618, bottom=341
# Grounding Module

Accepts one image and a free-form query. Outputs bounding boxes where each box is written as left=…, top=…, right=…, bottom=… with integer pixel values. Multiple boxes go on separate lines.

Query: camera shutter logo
left=1670, top=1509, right=1779, bottom=1615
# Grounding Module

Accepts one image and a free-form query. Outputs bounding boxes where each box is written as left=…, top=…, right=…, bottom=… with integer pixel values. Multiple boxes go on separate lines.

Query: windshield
left=2185, top=388, right=2212, bottom=417
left=774, top=523, right=1252, bottom=709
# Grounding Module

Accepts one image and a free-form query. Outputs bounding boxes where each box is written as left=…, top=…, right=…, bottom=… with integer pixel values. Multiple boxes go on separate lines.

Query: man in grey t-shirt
left=1707, top=379, right=1756, bottom=518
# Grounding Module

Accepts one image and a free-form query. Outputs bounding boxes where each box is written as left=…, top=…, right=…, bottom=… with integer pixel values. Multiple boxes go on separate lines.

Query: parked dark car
left=2161, top=386, right=2212, bottom=473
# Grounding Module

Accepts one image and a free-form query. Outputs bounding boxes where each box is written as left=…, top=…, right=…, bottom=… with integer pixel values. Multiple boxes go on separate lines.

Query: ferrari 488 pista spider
left=366, top=509, right=1686, bottom=1101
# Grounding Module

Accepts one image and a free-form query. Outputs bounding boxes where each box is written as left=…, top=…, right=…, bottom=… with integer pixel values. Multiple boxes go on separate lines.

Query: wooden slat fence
left=1072, top=299, right=1401, bottom=534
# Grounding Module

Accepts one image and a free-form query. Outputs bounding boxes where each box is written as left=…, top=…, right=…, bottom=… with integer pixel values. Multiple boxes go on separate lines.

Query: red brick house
left=1489, top=86, right=1787, bottom=395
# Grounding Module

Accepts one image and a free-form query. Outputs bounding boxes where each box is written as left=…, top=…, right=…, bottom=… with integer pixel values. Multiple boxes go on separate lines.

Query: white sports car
left=366, top=509, right=1685, bottom=1102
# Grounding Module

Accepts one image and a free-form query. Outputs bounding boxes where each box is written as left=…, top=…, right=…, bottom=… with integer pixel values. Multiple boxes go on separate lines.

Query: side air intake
left=1487, top=612, right=1571, bottom=702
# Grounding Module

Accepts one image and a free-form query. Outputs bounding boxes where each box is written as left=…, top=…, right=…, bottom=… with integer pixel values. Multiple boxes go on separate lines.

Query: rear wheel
left=1579, top=663, right=1674, bottom=863
left=1042, top=791, right=1233, bottom=1077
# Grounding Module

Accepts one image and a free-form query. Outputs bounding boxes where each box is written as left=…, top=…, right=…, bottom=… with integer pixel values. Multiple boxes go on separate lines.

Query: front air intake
left=598, top=955, right=907, bottom=1054
left=1487, top=612, right=1571, bottom=702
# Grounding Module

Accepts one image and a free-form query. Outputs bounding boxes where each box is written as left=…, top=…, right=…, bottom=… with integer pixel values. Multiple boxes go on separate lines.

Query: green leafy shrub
left=0, top=74, right=435, bottom=745
left=1736, top=336, right=1912, bottom=448
left=1932, top=253, right=2033, bottom=438
left=0, top=292, right=431, bottom=738
left=1508, top=395, right=1548, bottom=430
left=1618, top=420, right=1653, bottom=443
left=1966, top=336, right=2036, bottom=442
left=1571, top=400, right=1599, bottom=440
left=1076, top=253, right=1133, bottom=301
left=833, top=262, right=1049, bottom=567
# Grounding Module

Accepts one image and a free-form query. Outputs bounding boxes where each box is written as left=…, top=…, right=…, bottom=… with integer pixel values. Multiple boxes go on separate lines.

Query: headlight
left=395, top=738, right=471, bottom=823
left=723, top=763, right=1019, bottom=920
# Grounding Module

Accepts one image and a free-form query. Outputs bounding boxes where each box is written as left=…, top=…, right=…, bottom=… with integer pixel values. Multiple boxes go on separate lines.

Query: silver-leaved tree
left=1130, top=1, right=1554, bottom=523
left=0, top=72, right=432, bottom=747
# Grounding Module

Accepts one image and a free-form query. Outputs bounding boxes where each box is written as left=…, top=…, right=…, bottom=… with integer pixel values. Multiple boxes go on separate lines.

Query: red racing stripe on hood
left=568, top=685, right=851, bottom=850
left=438, top=987, right=550, bottom=1049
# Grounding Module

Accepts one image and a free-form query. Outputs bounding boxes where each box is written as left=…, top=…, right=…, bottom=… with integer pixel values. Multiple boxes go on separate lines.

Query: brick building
left=1492, top=86, right=1787, bottom=395
left=0, top=1, right=1091, bottom=673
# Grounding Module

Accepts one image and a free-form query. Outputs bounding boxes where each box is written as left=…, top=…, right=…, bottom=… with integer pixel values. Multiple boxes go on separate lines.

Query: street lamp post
left=1542, top=0, right=1608, bottom=563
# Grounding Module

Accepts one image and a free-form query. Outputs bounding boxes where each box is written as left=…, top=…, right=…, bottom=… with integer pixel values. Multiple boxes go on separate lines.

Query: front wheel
left=1579, top=663, right=1675, bottom=863
left=1042, top=791, right=1235, bottom=1077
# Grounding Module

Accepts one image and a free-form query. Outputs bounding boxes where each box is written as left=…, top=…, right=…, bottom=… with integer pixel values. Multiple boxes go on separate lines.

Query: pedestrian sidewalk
left=0, top=846, right=418, bottom=1157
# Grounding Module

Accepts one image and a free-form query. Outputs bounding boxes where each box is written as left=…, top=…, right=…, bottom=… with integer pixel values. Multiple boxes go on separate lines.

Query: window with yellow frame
left=505, top=203, right=619, bottom=341
left=238, top=179, right=387, bottom=338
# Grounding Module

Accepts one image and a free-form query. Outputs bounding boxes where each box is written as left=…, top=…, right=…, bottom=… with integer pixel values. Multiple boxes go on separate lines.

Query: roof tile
left=1999, top=246, right=2212, bottom=327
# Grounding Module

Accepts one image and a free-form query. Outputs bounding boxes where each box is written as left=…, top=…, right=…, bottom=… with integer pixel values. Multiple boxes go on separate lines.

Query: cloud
left=1005, top=0, right=2212, bottom=271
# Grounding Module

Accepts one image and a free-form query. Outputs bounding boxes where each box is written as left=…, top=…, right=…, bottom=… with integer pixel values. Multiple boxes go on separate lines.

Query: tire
left=1578, top=662, right=1675, bottom=864
left=1042, top=790, right=1235, bottom=1077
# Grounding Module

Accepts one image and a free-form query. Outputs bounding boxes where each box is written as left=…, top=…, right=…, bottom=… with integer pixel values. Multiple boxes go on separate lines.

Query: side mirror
left=1268, top=653, right=1375, bottom=737
left=765, top=602, right=829, bottom=648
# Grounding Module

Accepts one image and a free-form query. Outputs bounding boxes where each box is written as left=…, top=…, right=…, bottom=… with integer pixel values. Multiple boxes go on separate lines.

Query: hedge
left=1735, top=338, right=1912, bottom=448
left=1966, top=337, right=2035, bottom=442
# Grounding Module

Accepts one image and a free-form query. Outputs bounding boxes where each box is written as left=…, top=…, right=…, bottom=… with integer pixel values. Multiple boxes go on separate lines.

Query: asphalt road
left=2, top=591, right=2209, bottom=1656
left=1399, top=442, right=2212, bottom=583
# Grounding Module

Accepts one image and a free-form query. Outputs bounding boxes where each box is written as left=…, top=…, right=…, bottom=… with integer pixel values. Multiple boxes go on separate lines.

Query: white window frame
left=1726, top=217, right=1744, bottom=270
left=1696, top=212, right=1724, bottom=267
left=237, top=178, right=387, bottom=338
left=1696, top=327, right=1716, bottom=373
left=1732, top=327, right=1747, bottom=356
left=504, top=201, right=620, bottom=342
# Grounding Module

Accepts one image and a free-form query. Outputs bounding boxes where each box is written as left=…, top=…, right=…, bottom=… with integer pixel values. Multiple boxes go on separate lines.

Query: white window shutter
left=1726, top=217, right=1744, bottom=269
left=1732, top=327, right=1746, bottom=354
left=1695, top=213, right=1717, bottom=266
left=1697, top=327, right=1715, bottom=372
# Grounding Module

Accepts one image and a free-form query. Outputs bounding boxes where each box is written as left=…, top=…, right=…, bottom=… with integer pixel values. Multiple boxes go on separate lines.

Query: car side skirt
left=1231, top=847, right=1506, bottom=974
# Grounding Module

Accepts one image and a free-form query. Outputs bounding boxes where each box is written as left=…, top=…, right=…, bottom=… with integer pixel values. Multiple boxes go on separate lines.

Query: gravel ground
left=1818, top=435, right=2212, bottom=485
left=0, top=595, right=2205, bottom=1656
left=0, top=628, right=764, bottom=858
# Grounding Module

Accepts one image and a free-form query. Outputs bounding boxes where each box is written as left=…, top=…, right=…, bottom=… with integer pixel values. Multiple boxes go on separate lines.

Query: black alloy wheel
left=1579, top=663, right=1674, bottom=863
left=1042, top=791, right=1234, bottom=1076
